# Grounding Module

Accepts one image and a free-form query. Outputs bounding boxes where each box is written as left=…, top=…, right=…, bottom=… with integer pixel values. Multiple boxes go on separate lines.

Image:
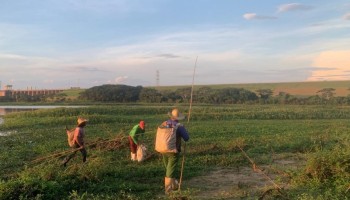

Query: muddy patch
left=184, top=157, right=304, bottom=199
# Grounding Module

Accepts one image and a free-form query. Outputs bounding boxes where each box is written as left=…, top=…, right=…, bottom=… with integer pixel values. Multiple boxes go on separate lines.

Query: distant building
left=0, top=85, right=64, bottom=97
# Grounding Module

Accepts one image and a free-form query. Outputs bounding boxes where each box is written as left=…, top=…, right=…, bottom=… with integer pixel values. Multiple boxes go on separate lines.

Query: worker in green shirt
left=128, top=120, right=145, bottom=161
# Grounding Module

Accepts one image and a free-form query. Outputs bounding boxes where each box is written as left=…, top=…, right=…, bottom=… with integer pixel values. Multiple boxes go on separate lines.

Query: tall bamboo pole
left=179, top=56, right=198, bottom=191
left=187, top=56, right=198, bottom=124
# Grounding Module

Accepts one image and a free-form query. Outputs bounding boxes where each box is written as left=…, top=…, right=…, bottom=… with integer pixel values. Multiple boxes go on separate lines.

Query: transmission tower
left=156, top=70, right=160, bottom=87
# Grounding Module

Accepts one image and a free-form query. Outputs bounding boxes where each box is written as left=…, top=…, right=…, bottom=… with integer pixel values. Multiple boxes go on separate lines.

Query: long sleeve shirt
left=166, top=119, right=189, bottom=152
left=129, top=124, right=145, bottom=145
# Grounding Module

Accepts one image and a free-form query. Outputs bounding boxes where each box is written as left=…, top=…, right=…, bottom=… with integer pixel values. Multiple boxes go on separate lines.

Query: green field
left=150, top=80, right=350, bottom=97
left=60, top=89, right=85, bottom=100
left=1, top=105, right=350, bottom=199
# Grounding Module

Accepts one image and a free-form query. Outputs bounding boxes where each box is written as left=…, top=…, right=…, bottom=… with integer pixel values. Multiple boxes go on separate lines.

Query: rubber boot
left=164, top=177, right=172, bottom=194
left=131, top=152, right=137, bottom=161
left=172, top=178, right=179, bottom=191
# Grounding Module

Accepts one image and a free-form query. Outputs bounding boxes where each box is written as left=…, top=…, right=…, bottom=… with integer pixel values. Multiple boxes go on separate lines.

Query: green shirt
left=129, top=124, right=145, bottom=145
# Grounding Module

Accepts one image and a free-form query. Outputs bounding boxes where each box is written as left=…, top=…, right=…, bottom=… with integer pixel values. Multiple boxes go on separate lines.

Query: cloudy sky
left=0, top=0, right=350, bottom=89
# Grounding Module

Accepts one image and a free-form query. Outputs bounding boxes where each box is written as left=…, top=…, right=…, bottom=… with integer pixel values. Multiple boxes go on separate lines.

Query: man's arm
left=178, top=126, right=189, bottom=142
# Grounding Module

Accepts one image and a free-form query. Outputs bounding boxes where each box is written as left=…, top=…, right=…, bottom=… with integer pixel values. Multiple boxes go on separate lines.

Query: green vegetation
left=2, top=81, right=350, bottom=104
left=60, top=89, right=85, bottom=100
left=75, top=84, right=350, bottom=105
left=151, top=80, right=350, bottom=96
left=1, top=105, right=350, bottom=199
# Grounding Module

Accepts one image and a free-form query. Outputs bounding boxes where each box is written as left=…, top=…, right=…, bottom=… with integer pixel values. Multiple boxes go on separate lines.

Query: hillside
left=58, top=80, right=350, bottom=101
left=151, top=80, right=350, bottom=97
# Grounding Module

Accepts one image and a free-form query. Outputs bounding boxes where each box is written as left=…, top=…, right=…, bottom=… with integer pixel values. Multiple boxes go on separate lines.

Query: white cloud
left=114, top=76, right=128, bottom=84
left=0, top=53, right=27, bottom=60
left=278, top=3, right=313, bottom=13
left=243, top=13, right=277, bottom=20
left=344, top=13, right=350, bottom=20
left=308, top=51, right=350, bottom=81
left=243, top=13, right=257, bottom=20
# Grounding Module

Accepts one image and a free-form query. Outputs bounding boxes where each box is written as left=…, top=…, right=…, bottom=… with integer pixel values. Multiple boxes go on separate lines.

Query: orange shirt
left=73, top=127, right=85, bottom=146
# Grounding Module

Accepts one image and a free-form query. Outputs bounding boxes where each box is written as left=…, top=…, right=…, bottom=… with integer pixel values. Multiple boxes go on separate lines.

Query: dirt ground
left=183, top=157, right=304, bottom=200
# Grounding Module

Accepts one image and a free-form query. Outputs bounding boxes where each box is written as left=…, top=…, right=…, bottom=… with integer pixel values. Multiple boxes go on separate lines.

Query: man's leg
left=165, top=153, right=179, bottom=178
left=129, top=136, right=137, bottom=161
left=163, top=153, right=179, bottom=194
left=80, top=148, right=87, bottom=162
left=162, top=154, right=169, bottom=170
left=62, top=150, right=77, bottom=166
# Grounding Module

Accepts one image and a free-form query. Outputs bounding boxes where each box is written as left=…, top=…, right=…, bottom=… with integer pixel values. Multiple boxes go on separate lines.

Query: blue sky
left=0, top=0, right=350, bottom=89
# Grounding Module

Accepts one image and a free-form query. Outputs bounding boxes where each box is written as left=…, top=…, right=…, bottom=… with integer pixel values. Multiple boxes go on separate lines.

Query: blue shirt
left=166, top=119, right=190, bottom=152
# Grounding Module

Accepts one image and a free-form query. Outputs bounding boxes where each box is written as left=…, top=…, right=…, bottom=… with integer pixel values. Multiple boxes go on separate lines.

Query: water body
left=0, top=105, right=86, bottom=116
left=0, top=105, right=85, bottom=136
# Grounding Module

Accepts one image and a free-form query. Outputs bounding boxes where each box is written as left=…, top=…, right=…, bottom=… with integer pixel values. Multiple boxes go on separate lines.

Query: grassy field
left=60, top=89, right=85, bottom=100
left=1, top=105, right=350, bottom=199
left=151, top=80, right=350, bottom=97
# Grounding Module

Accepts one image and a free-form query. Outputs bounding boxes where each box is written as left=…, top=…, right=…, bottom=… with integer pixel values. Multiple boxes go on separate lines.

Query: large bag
left=66, top=129, right=75, bottom=147
left=155, top=123, right=181, bottom=153
left=137, top=144, right=147, bottom=162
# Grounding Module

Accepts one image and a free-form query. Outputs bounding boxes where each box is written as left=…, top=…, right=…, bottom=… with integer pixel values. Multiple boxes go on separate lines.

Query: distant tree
left=79, top=84, right=142, bottom=102
left=14, top=93, right=43, bottom=102
left=194, top=87, right=257, bottom=104
left=219, top=88, right=258, bottom=104
left=317, top=88, right=336, bottom=100
left=0, top=95, right=14, bottom=102
left=220, top=88, right=240, bottom=104
left=160, top=90, right=181, bottom=103
left=52, top=93, right=68, bottom=102
left=174, top=87, right=192, bottom=103
left=239, top=89, right=258, bottom=103
left=277, top=91, right=291, bottom=104
left=330, top=96, right=348, bottom=105
left=306, top=95, right=322, bottom=105
left=256, top=89, right=273, bottom=103
left=195, top=87, right=216, bottom=103
left=139, top=88, right=162, bottom=103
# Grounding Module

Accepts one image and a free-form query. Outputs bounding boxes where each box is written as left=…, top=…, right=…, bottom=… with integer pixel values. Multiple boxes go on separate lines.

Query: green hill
left=150, top=80, right=350, bottom=97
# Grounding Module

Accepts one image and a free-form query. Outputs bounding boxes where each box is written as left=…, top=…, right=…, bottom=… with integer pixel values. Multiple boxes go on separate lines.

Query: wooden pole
left=187, top=56, right=198, bottom=124
left=179, top=56, right=198, bottom=192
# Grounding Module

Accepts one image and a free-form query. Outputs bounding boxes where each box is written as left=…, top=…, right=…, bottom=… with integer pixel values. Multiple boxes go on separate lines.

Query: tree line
left=1, top=84, right=350, bottom=105
left=79, top=84, right=350, bottom=105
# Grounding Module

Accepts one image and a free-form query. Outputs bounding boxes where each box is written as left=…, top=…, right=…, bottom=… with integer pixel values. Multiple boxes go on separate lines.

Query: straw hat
left=77, top=117, right=88, bottom=126
left=168, top=108, right=185, bottom=120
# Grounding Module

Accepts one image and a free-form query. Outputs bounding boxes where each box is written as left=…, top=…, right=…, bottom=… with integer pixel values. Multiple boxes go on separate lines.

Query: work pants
left=162, top=153, right=179, bottom=178
left=128, top=136, right=138, bottom=153
left=62, top=144, right=87, bottom=165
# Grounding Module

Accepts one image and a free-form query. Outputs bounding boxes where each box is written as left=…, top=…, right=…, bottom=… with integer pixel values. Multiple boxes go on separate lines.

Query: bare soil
left=184, top=156, right=304, bottom=199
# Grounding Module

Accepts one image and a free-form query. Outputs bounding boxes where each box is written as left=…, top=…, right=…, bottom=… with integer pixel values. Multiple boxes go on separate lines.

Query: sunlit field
left=151, top=80, right=350, bottom=97
left=1, top=105, right=350, bottom=199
